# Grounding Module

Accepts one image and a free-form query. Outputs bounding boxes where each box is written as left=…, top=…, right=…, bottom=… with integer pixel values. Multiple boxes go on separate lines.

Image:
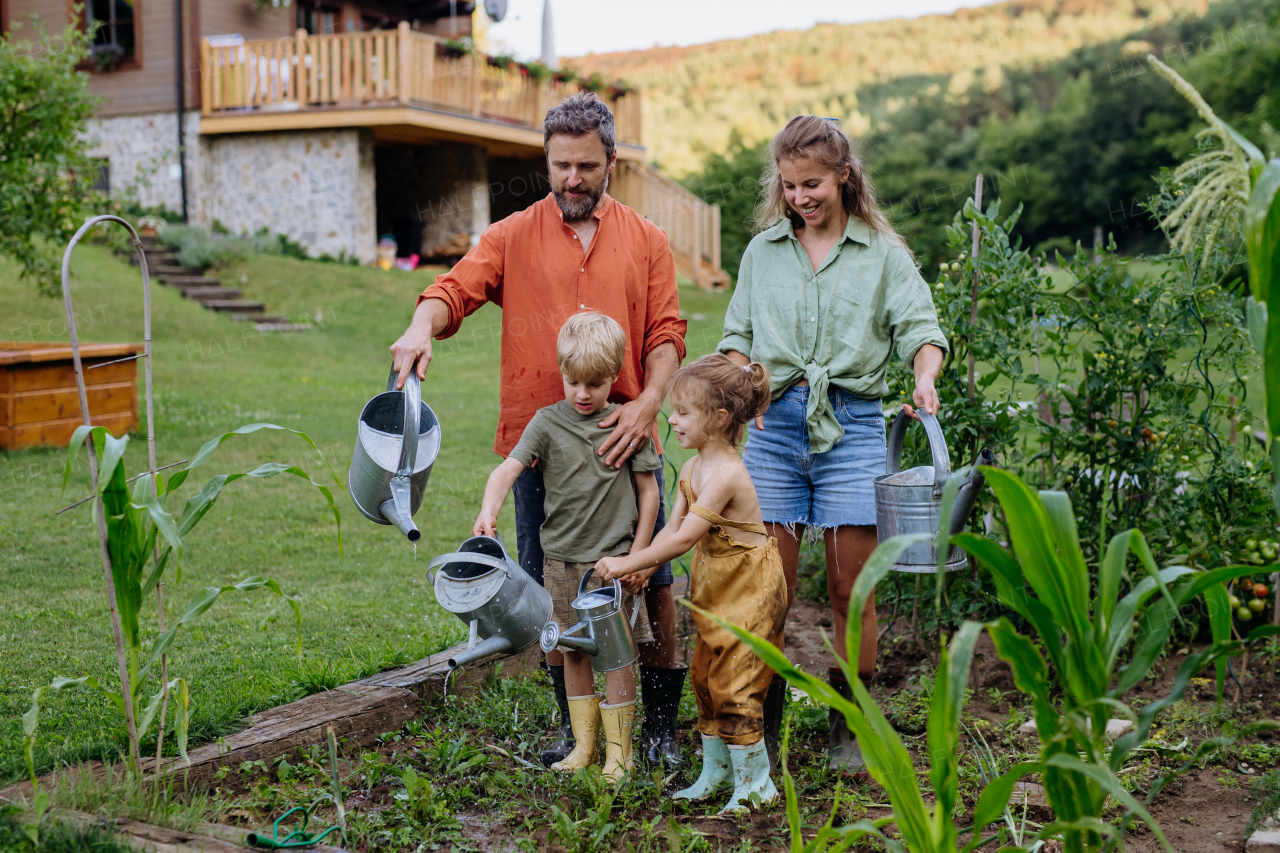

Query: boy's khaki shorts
left=544, top=558, right=653, bottom=644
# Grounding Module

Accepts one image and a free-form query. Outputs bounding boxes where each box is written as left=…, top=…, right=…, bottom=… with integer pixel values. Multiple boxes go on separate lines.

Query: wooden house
left=1, top=0, right=725, bottom=286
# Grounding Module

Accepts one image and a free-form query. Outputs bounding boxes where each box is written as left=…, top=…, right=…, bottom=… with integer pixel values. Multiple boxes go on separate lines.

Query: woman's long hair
left=752, top=115, right=907, bottom=251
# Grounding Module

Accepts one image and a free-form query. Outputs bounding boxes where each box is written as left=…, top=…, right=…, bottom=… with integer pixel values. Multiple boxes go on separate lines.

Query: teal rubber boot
left=673, top=735, right=731, bottom=802
left=721, top=740, right=778, bottom=814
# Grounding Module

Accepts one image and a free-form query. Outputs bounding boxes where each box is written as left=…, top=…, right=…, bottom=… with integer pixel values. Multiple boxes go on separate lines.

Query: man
left=389, top=92, right=688, bottom=769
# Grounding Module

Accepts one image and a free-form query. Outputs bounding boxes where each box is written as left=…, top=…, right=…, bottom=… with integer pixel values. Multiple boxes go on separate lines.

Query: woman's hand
left=906, top=344, right=944, bottom=419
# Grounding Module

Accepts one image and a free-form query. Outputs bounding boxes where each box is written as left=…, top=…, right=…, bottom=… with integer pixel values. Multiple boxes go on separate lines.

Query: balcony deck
left=198, top=25, right=643, bottom=158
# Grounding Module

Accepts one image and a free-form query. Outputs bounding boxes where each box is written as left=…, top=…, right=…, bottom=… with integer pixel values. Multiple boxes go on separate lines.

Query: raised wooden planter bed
left=0, top=342, right=143, bottom=451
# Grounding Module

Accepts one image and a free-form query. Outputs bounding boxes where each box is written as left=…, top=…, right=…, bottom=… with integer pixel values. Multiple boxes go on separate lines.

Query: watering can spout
left=552, top=634, right=600, bottom=657
left=447, top=635, right=513, bottom=669
left=949, top=447, right=996, bottom=537
left=379, top=479, right=420, bottom=541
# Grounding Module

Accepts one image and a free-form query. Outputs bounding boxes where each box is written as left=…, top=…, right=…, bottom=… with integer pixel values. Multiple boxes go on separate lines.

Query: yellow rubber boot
left=551, top=694, right=603, bottom=772
left=600, top=700, right=637, bottom=785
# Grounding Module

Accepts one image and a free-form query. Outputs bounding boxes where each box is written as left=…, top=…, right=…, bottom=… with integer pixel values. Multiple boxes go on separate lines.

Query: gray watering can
left=427, top=535, right=553, bottom=670
left=873, top=409, right=994, bottom=573
left=349, top=369, right=441, bottom=541
left=540, top=568, right=641, bottom=673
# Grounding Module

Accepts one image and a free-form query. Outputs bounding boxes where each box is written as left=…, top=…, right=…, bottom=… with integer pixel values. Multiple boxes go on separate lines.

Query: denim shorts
left=743, top=385, right=886, bottom=529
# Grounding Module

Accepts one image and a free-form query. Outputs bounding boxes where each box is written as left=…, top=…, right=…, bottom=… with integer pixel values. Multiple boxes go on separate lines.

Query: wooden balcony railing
left=199, top=22, right=642, bottom=146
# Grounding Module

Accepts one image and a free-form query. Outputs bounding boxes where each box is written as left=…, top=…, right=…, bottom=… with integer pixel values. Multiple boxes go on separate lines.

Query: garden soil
left=204, top=580, right=1274, bottom=851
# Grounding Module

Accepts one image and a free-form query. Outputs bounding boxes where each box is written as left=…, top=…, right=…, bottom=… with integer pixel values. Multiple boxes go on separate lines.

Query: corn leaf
left=964, top=760, right=1042, bottom=851
left=1042, top=753, right=1175, bottom=852
left=143, top=576, right=303, bottom=678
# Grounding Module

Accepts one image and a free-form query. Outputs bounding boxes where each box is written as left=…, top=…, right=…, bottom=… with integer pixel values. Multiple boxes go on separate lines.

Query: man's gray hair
left=543, top=92, right=616, bottom=164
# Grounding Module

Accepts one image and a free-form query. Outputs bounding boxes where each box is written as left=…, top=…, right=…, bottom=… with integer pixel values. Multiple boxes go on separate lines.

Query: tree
left=0, top=16, right=100, bottom=295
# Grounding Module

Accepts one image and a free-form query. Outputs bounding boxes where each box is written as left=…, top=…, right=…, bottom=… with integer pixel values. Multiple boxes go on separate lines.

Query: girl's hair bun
left=667, top=353, right=772, bottom=445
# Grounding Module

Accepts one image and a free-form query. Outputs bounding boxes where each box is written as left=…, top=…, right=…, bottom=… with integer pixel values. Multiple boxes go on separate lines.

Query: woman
left=718, top=115, right=947, bottom=772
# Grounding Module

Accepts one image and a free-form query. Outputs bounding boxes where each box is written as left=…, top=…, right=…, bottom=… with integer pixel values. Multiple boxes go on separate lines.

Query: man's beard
left=553, top=174, right=609, bottom=222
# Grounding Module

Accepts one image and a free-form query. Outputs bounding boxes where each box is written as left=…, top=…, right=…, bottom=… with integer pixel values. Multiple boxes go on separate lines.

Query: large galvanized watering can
left=873, top=410, right=994, bottom=573
left=540, top=568, right=641, bottom=673
left=426, top=535, right=553, bottom=670
left=349, top=369, right=441, bottom=542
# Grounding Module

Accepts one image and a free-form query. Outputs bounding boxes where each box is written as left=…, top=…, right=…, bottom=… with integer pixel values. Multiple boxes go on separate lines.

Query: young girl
left=596, top=354, right=788, bottom=814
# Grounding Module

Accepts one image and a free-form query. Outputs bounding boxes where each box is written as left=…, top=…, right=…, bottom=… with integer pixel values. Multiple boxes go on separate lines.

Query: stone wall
left=198, top=128, right=377, bottom=265
left=85, top=112, right=203, bottom=214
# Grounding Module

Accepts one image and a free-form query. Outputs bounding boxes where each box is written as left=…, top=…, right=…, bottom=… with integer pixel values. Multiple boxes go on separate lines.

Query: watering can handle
left=577, top=568, right=639, bottom=628
left=386, top=367, right=421, bottom=480
left=885, top=409, right=952, bottom=498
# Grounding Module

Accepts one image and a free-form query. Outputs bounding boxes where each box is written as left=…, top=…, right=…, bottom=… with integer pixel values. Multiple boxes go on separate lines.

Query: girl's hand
left=473, top=508, right=498, bottom=538
left=595, top=556, right=630, bottom=581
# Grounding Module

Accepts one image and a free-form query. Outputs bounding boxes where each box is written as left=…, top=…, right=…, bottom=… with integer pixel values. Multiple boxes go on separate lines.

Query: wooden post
left=397, top=21, right=411, bottom=103
left=199, top=38, right=212, bottom=113
left=691, top=196, right=703, bottom=289
left=711, top=203, right=721, bottom=277
left=470, top=52, right=481, bottom=116
left=967, top=173, right=983, bottom=402
left=295, top=28, right=308, bottom=105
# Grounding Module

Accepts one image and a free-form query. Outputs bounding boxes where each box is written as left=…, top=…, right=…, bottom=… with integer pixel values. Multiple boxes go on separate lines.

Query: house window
left=298, top=4, right=341, bottom=35
left=87, top=0, right=136, bottom=71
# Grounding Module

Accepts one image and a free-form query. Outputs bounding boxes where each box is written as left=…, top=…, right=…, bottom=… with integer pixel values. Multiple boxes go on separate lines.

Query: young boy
left=473, top=311, right=660, bottom=784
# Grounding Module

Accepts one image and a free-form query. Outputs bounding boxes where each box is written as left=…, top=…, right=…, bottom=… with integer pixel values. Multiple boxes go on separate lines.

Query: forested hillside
left=568, top=0, right=1219, bottom=178
left=572, top=0, right=1280, bottom=273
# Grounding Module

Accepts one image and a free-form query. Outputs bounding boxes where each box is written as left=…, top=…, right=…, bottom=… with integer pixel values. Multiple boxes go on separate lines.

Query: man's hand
left=620, top=566, right=656, bottom=595
left=390, top=298, right=449, bottom=389
left=598, top=392, right=661, bottom=468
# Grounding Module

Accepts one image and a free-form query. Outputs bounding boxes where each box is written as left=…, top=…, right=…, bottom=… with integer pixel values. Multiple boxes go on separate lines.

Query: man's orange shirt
left=419, top=193, right=688, bottom=456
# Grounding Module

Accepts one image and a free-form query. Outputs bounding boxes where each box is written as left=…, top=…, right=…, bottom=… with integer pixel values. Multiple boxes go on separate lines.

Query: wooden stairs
left=132, top=237, right=311, bottom=332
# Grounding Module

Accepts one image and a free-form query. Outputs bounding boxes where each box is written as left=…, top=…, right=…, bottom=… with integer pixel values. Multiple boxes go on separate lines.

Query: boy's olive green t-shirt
left=509, top=400, right=661, bottom=563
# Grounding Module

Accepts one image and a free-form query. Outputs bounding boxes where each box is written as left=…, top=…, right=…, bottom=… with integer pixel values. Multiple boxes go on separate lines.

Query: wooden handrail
left=199, top=29, right=642, bottom=145
left=612, top=160, right=727, bottom=290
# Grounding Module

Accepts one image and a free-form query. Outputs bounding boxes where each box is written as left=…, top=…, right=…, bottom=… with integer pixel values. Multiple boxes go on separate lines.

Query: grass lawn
left=0, top=242, right=732, bottom=784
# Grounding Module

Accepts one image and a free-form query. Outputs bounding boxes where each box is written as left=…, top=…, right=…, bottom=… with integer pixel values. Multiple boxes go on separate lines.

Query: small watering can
left=540, top=569, right=641, bottom=673
left=873, top=410, right=995, bottom=573
left=349, top=369, right=441, bottom=542
left=427, top=535, right=553, bottom=670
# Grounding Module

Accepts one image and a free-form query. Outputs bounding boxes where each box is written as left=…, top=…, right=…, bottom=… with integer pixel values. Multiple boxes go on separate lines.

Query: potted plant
left=90, top=42, right=124, bottom=72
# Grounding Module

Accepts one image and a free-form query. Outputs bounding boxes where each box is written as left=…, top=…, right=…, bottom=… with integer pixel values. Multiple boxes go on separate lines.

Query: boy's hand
left=473, top=508, right=498, bottom=538
left=620, top=573, right=649, bottom=595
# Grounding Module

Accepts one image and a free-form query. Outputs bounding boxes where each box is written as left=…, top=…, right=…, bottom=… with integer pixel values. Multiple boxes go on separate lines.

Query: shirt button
left=580, top=303, right=585, bottom=308
left=573, top=235, right=578, bottom=240
left=580, top=268, right=585, bottom=272
left=810, top=317, right=816, bottom=323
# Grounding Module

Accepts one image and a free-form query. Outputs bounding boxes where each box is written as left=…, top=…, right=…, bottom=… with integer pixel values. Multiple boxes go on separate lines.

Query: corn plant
left=22, top=423, right=342, bottom=785
left=1151, top=55, right=1280, bottom=517
left=954, top=467, right=1275, bottom=852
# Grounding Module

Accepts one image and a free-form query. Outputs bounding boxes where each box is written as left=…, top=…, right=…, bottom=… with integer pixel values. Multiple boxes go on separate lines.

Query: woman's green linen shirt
left=717, top=215, right=948, bottom=454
